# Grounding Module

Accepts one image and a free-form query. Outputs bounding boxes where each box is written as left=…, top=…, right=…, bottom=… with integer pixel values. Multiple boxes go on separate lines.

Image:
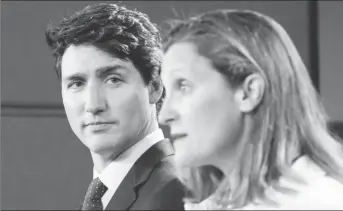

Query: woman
left=158, top=9, right=343, bottom=209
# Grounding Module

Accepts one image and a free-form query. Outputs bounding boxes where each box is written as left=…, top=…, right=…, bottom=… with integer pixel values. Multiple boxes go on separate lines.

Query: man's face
left=61, top=44, right=153, bottom=157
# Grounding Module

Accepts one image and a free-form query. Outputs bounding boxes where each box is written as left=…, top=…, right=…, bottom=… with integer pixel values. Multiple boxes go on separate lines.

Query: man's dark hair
left=45, top=3, right=164, bottom=109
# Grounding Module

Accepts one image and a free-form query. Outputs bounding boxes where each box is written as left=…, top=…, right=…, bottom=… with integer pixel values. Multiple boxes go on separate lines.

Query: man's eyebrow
left=95, top=65, right=127, bottom=77
left=63, top=73, right=87, bottom=82
left=62, top=65, right=127, bottom=81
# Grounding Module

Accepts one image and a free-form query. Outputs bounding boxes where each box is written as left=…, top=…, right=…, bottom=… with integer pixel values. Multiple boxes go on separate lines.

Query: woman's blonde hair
left=162, top=9, right=343, bottom=208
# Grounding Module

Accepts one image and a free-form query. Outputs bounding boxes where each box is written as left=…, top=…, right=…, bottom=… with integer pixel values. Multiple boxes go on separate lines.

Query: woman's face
left=159, top=42, right=243, bottom=168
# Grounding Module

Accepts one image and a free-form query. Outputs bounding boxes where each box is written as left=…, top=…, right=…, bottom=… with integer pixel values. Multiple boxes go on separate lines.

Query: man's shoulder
left=133, top=154, right=185, bottom=210
left=145, top=154, right=179, bottom=188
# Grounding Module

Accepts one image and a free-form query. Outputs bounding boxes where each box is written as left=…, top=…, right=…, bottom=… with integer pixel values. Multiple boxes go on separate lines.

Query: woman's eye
left=179, top=83, right=188, bottom=92
left=177, top=79, right=191, bottom=93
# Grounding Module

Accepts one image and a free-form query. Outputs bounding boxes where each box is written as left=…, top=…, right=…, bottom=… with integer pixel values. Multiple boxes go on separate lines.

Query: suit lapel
left=132, top=139, right=174, bottom=187
left=105, top=170, right=136, bottom=210
left=105, top=139, right=174, bottom=210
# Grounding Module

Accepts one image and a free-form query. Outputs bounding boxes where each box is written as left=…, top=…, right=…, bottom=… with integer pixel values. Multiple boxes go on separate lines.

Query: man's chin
left=88, top=145, right=110, bottom=154
left=85, top=138, right=114, bottom=154
left=86, top=139, right=127, bottom=158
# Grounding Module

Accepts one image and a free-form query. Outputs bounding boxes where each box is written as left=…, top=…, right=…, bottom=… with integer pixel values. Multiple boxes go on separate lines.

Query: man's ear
left=148, top=76, right=164, bottom=104
left=234, top=73, right=265, bottom=113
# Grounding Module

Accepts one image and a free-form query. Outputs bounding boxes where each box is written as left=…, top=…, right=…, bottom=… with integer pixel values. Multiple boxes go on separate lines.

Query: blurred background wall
left=318, top=1, right=343, bottom=122
left=1, top=1, right=342, bottom=209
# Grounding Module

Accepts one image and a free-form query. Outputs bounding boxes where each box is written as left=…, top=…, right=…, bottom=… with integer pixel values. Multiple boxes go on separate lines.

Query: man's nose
left=84, top=85, right=107, bottom=115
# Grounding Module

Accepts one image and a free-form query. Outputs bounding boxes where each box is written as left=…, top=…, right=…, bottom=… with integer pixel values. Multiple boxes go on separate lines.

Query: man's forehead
left=62, top=44, right=112, bottom=64
left=61, top=44, right=136, bottom=77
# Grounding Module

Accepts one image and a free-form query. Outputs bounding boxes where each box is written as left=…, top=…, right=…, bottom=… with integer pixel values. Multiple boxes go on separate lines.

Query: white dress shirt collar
left=93, top=128, right=165, bottom=209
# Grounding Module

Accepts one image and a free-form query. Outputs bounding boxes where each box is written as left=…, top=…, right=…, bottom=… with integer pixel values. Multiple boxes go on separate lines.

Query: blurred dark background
left=1, top=1, right=343, bottom=209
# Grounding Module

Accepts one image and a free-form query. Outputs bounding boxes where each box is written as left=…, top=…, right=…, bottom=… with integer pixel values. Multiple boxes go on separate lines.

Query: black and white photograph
left=1, top=0, right=343, bottom=210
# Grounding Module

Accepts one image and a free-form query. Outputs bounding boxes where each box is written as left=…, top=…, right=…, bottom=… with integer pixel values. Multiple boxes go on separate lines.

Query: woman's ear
left=234, top=73, right=265, bottom=113
left=148, top=76, right=164, bottom=104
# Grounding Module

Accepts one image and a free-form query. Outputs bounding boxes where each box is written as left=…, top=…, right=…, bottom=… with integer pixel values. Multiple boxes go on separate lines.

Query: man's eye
left=105, top=76, right=122, bottom=85
left=67, top=81, right=84, bottom=89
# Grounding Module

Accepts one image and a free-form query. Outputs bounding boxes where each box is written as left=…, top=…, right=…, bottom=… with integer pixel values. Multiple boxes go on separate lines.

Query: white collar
left=93, top=128, right=165, bottom=192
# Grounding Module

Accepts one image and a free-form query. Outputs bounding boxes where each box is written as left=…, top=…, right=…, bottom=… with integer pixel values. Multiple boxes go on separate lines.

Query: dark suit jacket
left=80, top=139, right=185, bottom=210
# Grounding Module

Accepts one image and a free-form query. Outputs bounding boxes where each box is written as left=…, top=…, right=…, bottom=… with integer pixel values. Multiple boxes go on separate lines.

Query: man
left=45, top=3, right=184, bottom=210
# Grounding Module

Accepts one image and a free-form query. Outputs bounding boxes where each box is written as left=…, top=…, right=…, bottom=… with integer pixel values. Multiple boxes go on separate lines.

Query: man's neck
left=91, top=117, right=160, bottom=173
left=91, top=152, right=115, bottom=173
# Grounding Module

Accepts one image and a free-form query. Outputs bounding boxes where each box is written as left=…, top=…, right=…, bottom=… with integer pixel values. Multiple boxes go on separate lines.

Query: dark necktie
left=81, top=177, right=108, bottom=210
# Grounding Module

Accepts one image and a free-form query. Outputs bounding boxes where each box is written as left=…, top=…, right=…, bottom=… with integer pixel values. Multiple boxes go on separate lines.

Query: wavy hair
left=45, top=3, right=164, bottom=111
left=163, top=9, right=343, bottom=208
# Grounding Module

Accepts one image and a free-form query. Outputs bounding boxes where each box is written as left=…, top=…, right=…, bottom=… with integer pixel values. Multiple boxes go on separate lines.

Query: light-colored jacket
left=185, top=156, right=343, bottom=210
